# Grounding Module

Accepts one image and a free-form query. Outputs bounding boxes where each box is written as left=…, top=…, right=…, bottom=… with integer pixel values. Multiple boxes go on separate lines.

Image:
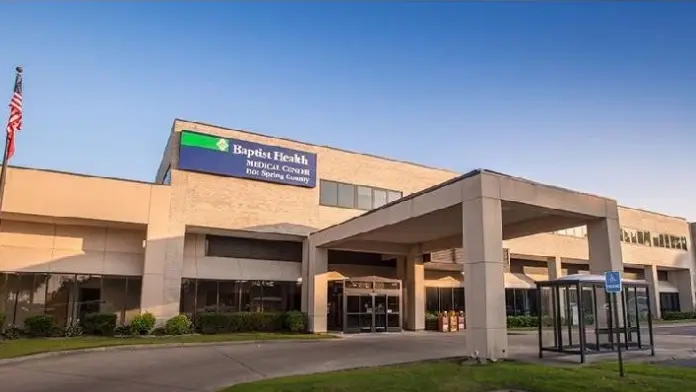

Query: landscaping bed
left=0, top=310, right=331, bottom=359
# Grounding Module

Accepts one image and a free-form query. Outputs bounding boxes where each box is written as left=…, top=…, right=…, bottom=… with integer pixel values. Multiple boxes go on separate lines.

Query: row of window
left=426, top=287, right=542, bottom=317
left=426, top=287, right=681, bottom=318
left=554, top=225, right=689, bottom=251
left=620, top=228, right=688, bottom=251
left=180, top=278, right=301, bottom=315
left=319, top=180, right=402, bottom=210
left=0, top=273, right=142, bottom=327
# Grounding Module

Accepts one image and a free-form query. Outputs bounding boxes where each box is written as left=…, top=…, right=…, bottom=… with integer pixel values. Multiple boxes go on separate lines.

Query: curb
left=654, top=322, right=696, bottom=328
left=0, top=338, right=334, bottom=366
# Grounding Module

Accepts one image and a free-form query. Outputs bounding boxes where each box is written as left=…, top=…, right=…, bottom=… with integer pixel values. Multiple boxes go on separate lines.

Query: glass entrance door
left=374, top=294, right=387, bottom=332
left=345, top=294, right=399, bottom=333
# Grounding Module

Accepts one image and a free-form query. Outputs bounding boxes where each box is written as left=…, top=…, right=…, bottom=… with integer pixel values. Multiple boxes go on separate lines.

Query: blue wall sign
left=604, top=271, right=622, bottom=293
left=178, top=130, right=317, bottom=188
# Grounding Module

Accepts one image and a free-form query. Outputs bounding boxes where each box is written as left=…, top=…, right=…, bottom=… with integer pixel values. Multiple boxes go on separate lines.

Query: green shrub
left=82, top=313, right=118, bottom=336
left=63, top=324, right=83, bottom=337
left=662, top=311, right=696, bottom=321
left=114, top=323, right=135, bottom=336
left=506, top=316, right=538, bottom=328
left=196, top=312, right=289, bottom=334
left=131, top=312, right=157, bottom=335
left=152, top=327, right=167, bottom=336
left=24, top=315, right=56, bottom=337
left=165, top=314, right=193, bottom=335
left=0, top=312, right=5, bottom=330
left=2, top=324, right=23, bottom=340
left=583, top=314, right=595, bottom=325
left=283, top=311, right=306, bottom=333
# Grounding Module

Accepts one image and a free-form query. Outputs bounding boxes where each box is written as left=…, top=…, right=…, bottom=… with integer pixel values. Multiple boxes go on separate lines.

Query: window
left=319, top=180, right=338, bottom=206
left=505, top=288, right=538, bottom=317
left=373, top=189, right=388, bottom=208
left=337, top=183, right=355, bottom=208
left=621, top=227, right=688, bottom=251
left=424, top=287, right=465, bottom=313
left=555, top=225, right=588, bottom=238
left=0, top=273, right=142, bottom=327
left=659, top=293, right=680, bottom=314
left=179, top=279, right=300, bottom=317
left=657, top=271, right=669, bottom=281
left=318, top=180, right=402, bottom=210
left=356, top=186, right=372, bottom=210
left=387, top=191, right=401, bottom=203
left=206, top=236, right=303, bottom=262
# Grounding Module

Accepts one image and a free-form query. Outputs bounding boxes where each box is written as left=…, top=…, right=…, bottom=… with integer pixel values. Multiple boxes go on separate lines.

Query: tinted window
left=387, top=191, right=402, bottom=203
left=206, top=236, right=302, bottom=262
left=337, top=183, right=355, bottom=208
left=357, top=186, right=373, bottom=210
left=319, top=180, right=401, bottom=210
left=319, top=180, right=338, bottom=206
left=373, top=189, right=387, bottom=208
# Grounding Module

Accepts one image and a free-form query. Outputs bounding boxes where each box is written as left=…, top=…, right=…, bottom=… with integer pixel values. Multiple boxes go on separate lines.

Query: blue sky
left=1, top=3, right=695, bottom=220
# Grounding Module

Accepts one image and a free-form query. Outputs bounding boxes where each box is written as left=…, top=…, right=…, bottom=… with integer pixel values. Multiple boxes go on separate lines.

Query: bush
left=165, top=314, right=193, bottom=335
left=114, top=323, right=135, bottom=336
left=0, top=312, right=5, bottom=330
left=63, top=324, right=83, bottom=337
left=506, top=316, right=538, bottom=328
left=131, top=312, right=157, bottom=335
left=82, top=313, right=118, bottom=336
left=24, top=315, right=56, bottom=337
left=663, top=311, right=696, bottom=321
left=283, top=311, right=306, bottom=333
left=152, top=327, right=167, bottom=336
left=2, top=324, right=23, bottom=340
left=196, top=312, right=289, bottom=334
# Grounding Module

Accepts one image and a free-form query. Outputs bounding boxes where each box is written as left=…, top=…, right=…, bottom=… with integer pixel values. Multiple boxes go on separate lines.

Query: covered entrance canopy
left=305, top=169, right=625, bottom=360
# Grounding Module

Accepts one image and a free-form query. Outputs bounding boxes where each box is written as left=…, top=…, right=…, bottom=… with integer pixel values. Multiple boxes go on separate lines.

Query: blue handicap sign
left=604, top=271, right=622, bottom=293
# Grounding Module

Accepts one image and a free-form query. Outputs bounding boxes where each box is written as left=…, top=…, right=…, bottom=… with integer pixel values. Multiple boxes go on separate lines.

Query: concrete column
left=587, top=217, right=625, bottom=328
left=644, top=265, right=661, bottom=319
left=303, top=239, right=328, bottom=333
left=547, top=256, right=564, bottom=318
left=548, top=256, right=562, bottom=280
left=673, top=269, right=696, bottom=312
left=403, top=252, right=424, bottom=331
left=462, top=197, right=507, bottom=360
left=141, top=187, right=186, bottom=322
left=396, top=256, right=409, bottom=328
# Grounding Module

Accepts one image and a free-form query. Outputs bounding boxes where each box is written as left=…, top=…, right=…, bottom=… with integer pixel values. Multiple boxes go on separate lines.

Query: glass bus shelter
left=536, top=274, right=655, bottom=363
left=327, top=276, right=402, bottom=334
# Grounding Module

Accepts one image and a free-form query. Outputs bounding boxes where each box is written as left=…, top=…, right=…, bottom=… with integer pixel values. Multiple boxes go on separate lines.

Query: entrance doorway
left=327, top=276, right=402, bottom=334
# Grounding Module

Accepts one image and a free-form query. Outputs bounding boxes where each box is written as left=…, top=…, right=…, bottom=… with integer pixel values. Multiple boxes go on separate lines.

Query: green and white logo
left=216, top=138, right=229, bottom=152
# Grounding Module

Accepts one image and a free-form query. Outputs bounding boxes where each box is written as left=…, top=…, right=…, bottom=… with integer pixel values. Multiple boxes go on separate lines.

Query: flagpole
left=0, top=66, right=22, bottom=223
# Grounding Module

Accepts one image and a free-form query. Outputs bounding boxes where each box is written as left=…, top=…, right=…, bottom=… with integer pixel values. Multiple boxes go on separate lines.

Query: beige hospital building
left=0, top=119, right=694, bottom=358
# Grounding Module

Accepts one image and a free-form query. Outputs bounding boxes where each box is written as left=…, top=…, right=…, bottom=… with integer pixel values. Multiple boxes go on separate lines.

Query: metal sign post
left=605, top=271, right=625, bottom=377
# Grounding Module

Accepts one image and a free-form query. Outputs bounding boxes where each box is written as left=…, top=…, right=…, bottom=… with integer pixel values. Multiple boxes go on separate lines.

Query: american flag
left=5, top=69, right=23, bottom=160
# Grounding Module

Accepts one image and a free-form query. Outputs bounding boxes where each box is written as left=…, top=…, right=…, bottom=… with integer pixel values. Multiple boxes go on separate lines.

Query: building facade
left=0, top=119, right=694, bottom=338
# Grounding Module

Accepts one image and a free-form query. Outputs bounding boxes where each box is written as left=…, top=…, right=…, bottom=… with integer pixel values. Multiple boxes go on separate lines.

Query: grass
left=222, top=360, right=696, bottom=392
left=0, top=333, right=334, bottom=359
